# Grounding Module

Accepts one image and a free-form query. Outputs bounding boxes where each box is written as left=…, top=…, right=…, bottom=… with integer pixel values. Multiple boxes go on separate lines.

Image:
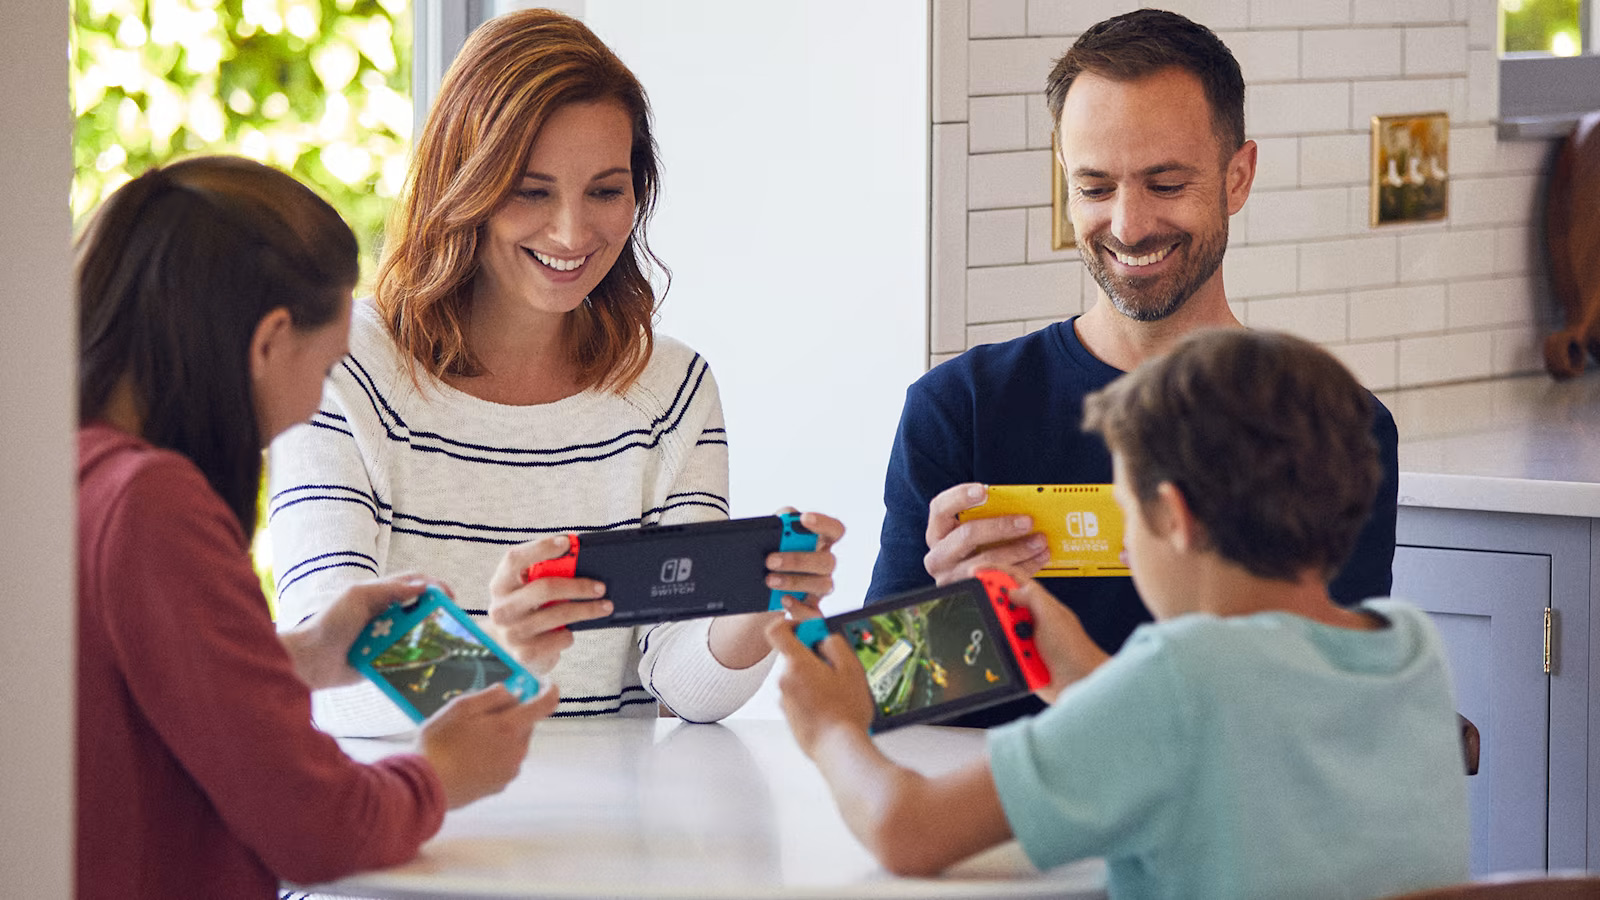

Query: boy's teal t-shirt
left=987, top=599, right=1469, bottom=900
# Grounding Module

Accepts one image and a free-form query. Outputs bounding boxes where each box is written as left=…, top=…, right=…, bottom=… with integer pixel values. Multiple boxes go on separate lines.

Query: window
left=71, top=0, right=414, bottom=274
left=1502, top=0, right=1587, bottom=55
left=71, top=0, right=416, bottom=607
left=1498, top=0, right=1600, bottom=136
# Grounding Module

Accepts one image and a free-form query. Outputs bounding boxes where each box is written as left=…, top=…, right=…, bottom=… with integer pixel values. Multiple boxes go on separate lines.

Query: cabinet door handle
left=1544, top=607, right=1553, bottom=675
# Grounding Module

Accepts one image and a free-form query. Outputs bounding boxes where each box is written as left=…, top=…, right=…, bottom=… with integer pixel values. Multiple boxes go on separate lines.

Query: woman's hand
left=707, top=510, right=845, bottom=670
left=766, top=510, right=845, bottom=610
left=280, top=572, right=445, bottom=691
left=488, top=535, right=614, bottom=674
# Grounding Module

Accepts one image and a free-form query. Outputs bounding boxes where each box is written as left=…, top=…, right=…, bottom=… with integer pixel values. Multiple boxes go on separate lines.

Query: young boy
left=768, top=329, right=1469, bottom=899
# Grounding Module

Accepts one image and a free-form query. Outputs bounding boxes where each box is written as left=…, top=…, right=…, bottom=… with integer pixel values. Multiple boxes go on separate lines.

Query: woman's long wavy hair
left=375, top=8, right=664, bottom=393
left=76, top=156, right=358, bottom=535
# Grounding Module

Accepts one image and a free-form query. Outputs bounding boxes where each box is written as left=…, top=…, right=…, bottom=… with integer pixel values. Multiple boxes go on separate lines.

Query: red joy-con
left=976, top=569, right=1052, bottom=692
left=522, top=533, right=580, bottom=582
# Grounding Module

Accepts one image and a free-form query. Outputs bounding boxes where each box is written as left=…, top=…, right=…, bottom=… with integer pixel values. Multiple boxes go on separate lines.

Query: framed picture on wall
left=1051, top=132, right=1076, bottom=250
left=1370, top=111, right=1449, bottom=226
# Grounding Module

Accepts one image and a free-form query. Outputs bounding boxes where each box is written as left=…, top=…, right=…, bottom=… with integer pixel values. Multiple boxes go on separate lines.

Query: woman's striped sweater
left=266, top=302, right=770, bottom=736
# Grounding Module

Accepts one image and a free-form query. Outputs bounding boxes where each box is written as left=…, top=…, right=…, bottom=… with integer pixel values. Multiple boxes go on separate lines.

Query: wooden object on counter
left=1543, top=110, right=1600, bottom=379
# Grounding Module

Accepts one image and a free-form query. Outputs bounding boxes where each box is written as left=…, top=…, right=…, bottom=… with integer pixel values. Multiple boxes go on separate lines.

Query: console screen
left=836, top=593, right=1014, bottom=720
left=371, top=608, right=517, bottom=719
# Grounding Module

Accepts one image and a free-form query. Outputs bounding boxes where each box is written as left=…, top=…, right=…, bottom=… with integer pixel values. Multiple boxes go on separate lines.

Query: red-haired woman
left=268, top=9, right=842, bottom=735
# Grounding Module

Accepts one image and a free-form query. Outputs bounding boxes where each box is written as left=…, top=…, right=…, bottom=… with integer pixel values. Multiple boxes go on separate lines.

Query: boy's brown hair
left=1082, top=328, right=1380, bottom=582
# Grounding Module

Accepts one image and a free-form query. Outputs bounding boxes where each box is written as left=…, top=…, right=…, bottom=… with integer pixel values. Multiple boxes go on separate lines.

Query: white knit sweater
left=267, top=302, right=771, bottom=735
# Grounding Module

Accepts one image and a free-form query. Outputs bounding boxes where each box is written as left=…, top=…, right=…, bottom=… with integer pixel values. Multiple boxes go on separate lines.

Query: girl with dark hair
left=267, top=8, right=843, bottom=735
left=76, top=155, right=557, bottom=898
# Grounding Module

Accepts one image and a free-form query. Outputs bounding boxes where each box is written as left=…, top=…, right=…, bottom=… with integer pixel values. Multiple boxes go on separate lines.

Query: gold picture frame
left=1370, top=111, right=1449, bottom=226
left=1050, top=131, right=1076, bottom=249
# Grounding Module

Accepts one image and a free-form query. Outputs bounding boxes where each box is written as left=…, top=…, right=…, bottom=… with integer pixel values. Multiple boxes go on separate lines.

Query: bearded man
left=866, top=9, right=1399, bottom=727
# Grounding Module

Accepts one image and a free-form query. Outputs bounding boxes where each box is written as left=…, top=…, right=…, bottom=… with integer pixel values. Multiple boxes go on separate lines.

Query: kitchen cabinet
left=1385, top=372, right=1600, bottom=876
left=1394, top=507, right=1591, bottom=876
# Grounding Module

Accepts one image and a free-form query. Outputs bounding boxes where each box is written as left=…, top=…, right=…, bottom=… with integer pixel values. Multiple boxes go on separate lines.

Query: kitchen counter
left=1381, top=371, right=1600, bottom=517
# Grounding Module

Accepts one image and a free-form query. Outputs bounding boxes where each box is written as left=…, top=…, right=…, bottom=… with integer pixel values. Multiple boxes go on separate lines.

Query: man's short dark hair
left=1046, top=9, right=1245, bottom=155
left=1082, top=329, right=1381, bottom=583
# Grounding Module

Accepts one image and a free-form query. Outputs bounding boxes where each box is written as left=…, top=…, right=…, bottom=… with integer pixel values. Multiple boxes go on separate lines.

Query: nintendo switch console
left=522, top=512, right=818, bottom=631
left=795, top=570, right=1050, bottom=731
left=348, top=586, right=540, bottom=724
left=956, top=484, right=1130, bottom=577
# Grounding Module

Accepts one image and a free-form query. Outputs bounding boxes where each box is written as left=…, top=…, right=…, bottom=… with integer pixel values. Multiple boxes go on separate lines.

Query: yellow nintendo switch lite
left=956, top=484, right=1130, bottom=578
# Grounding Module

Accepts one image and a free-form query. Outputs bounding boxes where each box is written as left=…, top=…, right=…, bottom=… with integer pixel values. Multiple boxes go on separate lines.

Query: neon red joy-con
left=976, top=569, right=1052, bottom=692
left=523, top=533, right=579, bottom=582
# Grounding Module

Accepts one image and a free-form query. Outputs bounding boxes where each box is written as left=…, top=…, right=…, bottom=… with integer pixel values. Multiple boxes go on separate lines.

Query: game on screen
left=370, top=608, right=518, bottom=720
left=838, top=594, right=1013, bottom=718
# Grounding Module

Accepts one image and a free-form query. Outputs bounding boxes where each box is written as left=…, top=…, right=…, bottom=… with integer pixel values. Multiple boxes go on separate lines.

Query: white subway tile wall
left=968, top=95, right=1029, bottom=153
left=931, top=120, right=968, bottom=354
left=969, top=0, right=1027, bottom=39
left=1403, top=26, right=1469, bottom=76
left=1301, top=29, right=1404, bottom=80
left=969, top=208, right=1029, bottom=267
left=931, top=0, right=1559, bottom=387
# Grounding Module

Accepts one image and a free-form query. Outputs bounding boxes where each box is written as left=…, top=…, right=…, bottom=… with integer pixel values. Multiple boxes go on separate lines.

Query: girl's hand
left=282, top=571, right=449, bottom=691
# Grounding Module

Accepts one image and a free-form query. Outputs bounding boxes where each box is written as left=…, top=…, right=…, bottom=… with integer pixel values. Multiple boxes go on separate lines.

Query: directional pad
left=370, top=618, right=393, bottom=639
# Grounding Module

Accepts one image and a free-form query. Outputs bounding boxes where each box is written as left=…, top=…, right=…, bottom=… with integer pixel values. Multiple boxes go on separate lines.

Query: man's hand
left=280, top=572, right=446, bottom=691
left=923, top=483, right=1050, bottom=585
left=489, top=536, right=614, bottom=674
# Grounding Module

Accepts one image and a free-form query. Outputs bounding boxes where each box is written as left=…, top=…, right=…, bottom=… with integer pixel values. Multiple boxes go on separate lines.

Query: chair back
left=1385, top=872, right=1600, bottom=899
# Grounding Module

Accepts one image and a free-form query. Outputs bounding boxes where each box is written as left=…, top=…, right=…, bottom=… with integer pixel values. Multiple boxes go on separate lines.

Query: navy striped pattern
left=327, top=352, right=724, bottom=469
left=267, top=314, right=752, bottom=727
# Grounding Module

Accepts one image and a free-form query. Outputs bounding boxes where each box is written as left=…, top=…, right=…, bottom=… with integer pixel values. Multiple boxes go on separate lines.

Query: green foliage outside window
left=1501, top=0, right=1586, bottom=56
left=71, top=0, right=413, bottom=279
left=72, top=0, right=415, bottom=612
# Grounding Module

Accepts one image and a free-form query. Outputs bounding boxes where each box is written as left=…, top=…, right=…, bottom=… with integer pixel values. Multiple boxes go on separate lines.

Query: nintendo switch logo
left=1065, top=511, right=1099, bottom=538
left=659, top=558, right=694, bottom=583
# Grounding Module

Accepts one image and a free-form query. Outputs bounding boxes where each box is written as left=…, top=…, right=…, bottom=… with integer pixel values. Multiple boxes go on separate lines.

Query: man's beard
left=1083, top=215, right=1228, bottom=323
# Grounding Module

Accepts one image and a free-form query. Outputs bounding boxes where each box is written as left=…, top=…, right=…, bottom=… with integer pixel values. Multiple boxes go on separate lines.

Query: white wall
left=580, top=3, right=930, bottom=613
left=0, top=3, right=75, bottom=894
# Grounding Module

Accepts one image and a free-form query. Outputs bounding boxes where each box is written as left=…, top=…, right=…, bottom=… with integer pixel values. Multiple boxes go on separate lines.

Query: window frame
left=1498, top=0, right=1600, bottom=139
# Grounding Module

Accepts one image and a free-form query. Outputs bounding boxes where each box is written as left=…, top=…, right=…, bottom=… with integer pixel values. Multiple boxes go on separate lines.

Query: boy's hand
left=966, top=567, right=1110, bottom=703
left=489, top=536, right=614, bottom=674
left=923, top=483, right=1050, bottom=585
left=766, top=614, right=875, bottom=758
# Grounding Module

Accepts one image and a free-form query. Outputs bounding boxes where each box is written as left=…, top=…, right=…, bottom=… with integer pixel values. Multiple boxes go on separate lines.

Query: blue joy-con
left=769, top=512, right=820, bottom=610
left=794, top=617, right=830, bottom=649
